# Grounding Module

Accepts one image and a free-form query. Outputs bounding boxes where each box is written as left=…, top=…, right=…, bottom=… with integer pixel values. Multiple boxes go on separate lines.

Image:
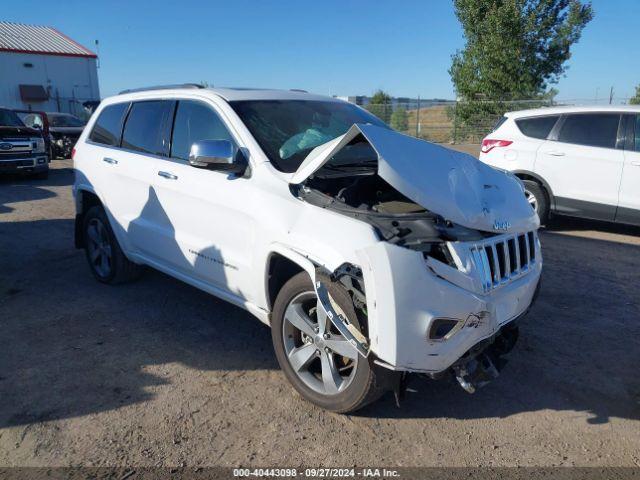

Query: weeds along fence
left=364, top=97, right=632, bottom=144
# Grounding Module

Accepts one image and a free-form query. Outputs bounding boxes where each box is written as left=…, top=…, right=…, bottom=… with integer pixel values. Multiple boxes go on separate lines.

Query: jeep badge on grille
left=493, top=220, right=511, bottom=231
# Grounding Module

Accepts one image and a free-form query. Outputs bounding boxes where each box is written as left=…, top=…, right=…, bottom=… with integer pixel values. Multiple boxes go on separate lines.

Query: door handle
left=545, top=151, right=565, bottom=157
left=630, top=160, right=640, bottom=166
left=103, top=157, right=118, bottom=164
left=158, top=171, right=178, bottom=180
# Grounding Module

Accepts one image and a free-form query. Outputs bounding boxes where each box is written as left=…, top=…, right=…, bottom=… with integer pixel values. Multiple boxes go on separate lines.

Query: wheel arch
left=264, top=246, right=318, bottom=315
left=74, top=188, right=104, bottom=249
left=512, top=170, right=555, bottom=211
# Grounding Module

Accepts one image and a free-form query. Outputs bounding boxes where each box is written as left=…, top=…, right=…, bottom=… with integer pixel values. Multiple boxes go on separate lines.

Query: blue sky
left=5, top=0, right=639, bottom=100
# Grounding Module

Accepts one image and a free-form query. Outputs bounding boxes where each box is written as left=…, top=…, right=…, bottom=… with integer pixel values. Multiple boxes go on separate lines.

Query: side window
left=122, top=101, right=174, bottom=156
left=635, top=115, right=640, bottom=152
left=171, top=100, right=234, bottom=161
left=557, top=113, right=620, bottom=149
left=89, top=103, right=129, bottom=146
left=515, top=115, right=559, bottom=139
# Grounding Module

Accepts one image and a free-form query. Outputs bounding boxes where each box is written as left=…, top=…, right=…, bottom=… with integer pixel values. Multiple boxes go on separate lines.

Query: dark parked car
left=0, top=108, right=49, bottom=178
left=21, top=111, right=85, bottom=159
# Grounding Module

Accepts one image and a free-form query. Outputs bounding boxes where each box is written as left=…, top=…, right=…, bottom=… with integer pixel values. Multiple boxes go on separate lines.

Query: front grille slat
left=468, top=231, right=538, bottom=293
left=490, top=243, right=501, bottom=283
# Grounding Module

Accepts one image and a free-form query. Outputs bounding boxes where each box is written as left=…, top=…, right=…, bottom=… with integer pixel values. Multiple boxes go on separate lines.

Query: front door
left=536, top=112, right=624, bottom=221
left=617, top=114, right=640, bottom=225
left=150, top=99, right=256, bottom=301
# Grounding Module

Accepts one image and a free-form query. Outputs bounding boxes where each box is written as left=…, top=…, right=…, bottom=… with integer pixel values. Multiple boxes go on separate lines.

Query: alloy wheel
left=86, top=218, right=113, bottom=278
left=524, top=189, right=538, bottom=213
left=282, top=291, right=359, bottom=395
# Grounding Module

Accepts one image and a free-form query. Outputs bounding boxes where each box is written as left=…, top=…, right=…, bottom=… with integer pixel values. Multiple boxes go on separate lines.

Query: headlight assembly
left=31, top=137, right=45, bottom=153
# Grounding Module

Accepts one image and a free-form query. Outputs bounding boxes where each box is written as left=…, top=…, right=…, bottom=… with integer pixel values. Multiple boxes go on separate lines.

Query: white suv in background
left=73, top=85, right=541, bottom=412
left=480, top=106, right=640, bottom=226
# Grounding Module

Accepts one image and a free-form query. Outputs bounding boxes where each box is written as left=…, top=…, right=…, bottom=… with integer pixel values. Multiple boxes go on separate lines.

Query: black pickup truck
left=0, top=108, right=49, bottom=179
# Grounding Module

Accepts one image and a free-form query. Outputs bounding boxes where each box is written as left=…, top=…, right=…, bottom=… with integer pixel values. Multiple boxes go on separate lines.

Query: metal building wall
left=0, top=51, right=100, bottom=117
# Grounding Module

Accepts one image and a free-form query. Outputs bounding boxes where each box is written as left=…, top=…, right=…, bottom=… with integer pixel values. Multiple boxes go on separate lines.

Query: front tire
left=271, top=272, right=389, bottom=413
left=523, top=180, right=549, bottom=225
left=83, top=206, right=142, bottom=284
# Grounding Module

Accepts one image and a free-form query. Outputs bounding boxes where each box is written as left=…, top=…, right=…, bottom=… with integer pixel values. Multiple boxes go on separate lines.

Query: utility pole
left=415, top=96, right=420, bottom=138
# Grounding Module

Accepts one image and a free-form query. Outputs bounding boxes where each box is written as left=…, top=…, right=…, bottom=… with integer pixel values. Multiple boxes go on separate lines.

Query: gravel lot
left=1, top=157, right=639, bottom=468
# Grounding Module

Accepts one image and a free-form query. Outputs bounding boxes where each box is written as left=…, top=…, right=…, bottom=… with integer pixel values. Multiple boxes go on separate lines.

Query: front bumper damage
left=313, top=234, right=541, bottom=395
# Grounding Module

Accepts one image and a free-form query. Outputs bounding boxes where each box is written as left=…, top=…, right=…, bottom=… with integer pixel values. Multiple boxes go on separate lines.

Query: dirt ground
left=1, top=156, right=639, bottom=469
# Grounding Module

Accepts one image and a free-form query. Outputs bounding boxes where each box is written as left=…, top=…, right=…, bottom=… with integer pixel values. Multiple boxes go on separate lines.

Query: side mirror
left=189, top=140, right=244, bottom=173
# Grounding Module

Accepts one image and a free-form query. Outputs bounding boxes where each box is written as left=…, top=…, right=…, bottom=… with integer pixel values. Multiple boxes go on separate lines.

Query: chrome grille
left=0, top=138, right=34, bottom=155
left=469, top=231, right=537, bottom=292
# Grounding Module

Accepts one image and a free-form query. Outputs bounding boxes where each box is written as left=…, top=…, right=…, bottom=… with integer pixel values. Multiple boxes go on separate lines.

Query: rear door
left=535, top=112, right=624, bottom=221
left=116, top=100, right=176, bottom=258
left=617, top=114, right=640, bottom=225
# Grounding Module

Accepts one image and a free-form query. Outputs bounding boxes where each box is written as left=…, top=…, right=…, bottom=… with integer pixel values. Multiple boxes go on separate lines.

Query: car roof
left=108, top=86, right=341, bottom=104
left=506, top=104, right=640, bottom=118
left=209, top=87, right=339, bottom=102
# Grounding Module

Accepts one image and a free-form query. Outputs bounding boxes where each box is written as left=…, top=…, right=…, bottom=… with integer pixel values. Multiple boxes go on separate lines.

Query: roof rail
left=289, top=89, right=308, bottom=93
left=118, top=83, right=206, bottom=95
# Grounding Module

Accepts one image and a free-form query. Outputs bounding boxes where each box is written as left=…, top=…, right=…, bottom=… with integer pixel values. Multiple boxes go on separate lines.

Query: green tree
left=449, top=0, right=593, bottom=141
left=390, top=107, right=409, bottom=132
left=451, top=0, right=593, bottom=100
left=367, top=90, right=393, bottom=124
left=630, top=85, right=640, bottom=105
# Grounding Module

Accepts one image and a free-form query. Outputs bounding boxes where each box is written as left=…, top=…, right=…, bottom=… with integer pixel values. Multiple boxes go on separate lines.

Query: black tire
left=523, top=180, right=549, bottom=225
left=271, top=272, right=392, bottom=413
left=83, top=205, right=142, bottom=284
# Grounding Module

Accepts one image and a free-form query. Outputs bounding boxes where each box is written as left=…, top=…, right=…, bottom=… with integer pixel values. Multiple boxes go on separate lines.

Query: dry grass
left=401, top=105, right=455, bottom=143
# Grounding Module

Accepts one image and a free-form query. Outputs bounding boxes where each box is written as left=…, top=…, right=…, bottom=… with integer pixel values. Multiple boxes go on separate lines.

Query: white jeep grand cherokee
left=73, top=85, right=542, bottom=412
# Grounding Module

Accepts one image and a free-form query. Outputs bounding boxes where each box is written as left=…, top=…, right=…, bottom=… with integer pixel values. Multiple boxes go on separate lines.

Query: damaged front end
left=293, top=123, right=542, bottom=395
left=451, top=321, right=519, bottom=393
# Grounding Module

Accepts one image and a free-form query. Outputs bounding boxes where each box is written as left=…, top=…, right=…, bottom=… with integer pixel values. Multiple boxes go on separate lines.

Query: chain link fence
left=363, top=97, right=632, bottom=145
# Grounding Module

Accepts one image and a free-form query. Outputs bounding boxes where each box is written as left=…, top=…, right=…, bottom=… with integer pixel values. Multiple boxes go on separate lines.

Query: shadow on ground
left=0, top=166, right=74, bottom=214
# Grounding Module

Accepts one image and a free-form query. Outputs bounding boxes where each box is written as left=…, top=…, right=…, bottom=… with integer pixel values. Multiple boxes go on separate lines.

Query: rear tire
left=523, top=180, right=549, bottom=225
left=271, top=272, right=391, bottom=413
left=83, top=206, right=142, bottom=284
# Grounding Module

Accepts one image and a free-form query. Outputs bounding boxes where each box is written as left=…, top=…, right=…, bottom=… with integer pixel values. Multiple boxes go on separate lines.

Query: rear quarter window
left=89, top=103, right=129, bottom=146
left=515, top=115, right=559, bottom=139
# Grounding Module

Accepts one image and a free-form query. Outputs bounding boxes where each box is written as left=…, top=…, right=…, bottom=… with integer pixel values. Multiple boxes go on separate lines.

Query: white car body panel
left=73, top=87, right=542, bottom=375
left=619, top=149, right=640, bottom=223
left=535, top=139, right=623, bottom=218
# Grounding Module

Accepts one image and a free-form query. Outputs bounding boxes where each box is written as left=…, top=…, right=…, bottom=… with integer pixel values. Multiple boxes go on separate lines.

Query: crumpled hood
left=290, top=123, right=539, bottom=234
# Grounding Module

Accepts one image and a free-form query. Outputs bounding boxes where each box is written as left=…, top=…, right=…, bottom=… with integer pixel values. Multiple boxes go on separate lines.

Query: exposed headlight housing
left=31, top=137, right=45, bottom=153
